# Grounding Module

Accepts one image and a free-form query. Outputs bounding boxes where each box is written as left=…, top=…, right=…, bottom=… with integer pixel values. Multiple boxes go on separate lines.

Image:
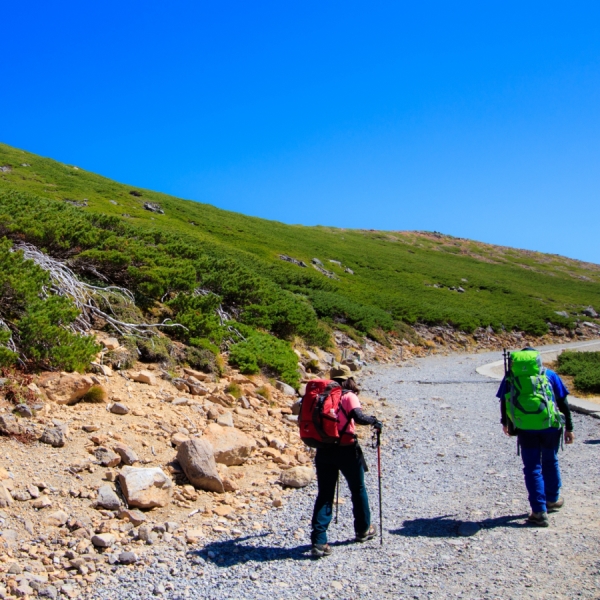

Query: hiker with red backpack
left=497, top=347, right=574, bottom=527
left=298, top=365, right=383, bottom=558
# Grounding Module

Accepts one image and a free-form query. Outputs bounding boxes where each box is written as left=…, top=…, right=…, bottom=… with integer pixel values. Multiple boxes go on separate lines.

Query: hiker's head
left=330, top=365, right=359, bottom=393
left=521, top=346, right=537, bottom=352
left=330, top=365, right=352, bottom=381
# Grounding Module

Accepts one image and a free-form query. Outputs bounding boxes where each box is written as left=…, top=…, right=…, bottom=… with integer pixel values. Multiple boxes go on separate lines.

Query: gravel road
left=89, top=346, right=600, bottom=600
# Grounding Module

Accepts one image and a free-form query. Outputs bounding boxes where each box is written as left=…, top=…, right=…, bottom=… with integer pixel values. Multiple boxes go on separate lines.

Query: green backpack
left=504, top=350, right=564, bottom=431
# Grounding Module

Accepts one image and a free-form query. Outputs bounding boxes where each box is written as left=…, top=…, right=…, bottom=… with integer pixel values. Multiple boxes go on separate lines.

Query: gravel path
left=89, top=346, right=600, bottom=600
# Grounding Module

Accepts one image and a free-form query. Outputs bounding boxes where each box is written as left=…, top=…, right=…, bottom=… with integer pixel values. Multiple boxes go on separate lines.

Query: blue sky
left=2, top=1, right=600, bottom=262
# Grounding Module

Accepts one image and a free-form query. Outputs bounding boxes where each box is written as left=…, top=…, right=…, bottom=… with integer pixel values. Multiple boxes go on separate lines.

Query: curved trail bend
left=91, top=343, right=600, bottom=600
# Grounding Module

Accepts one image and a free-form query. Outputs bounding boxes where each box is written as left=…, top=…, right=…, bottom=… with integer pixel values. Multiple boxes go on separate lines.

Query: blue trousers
left=518, top=428, right=562, bottom=514
left=311, top=444, right=371, bottom=545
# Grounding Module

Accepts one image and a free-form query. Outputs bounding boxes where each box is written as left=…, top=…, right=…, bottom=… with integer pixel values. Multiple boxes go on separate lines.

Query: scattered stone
left=216, top=411, right=234, bottom=427
left=112, top=443, right=138, bottom=465
left=131, top=370, right=158, bottom=386
left=176, top=439, right=224, bottom=493
left=110, top=402, right=129, bottom=415
left=172, top=397, right=189, bottom=406
left=583, top=306, right=598, bottom=318
left=95, top=485, right=121, bottom=510
left=275, top=381, right=296, bottom=396
left=118, top=508, right=146, bottom=525
left=170, top=432, right=190, bottom=447
left=42, top=373, right=93, bottom=405
left=40, top=425, right=68, bottom=447
left=7, top=562, right=22, bottom=574
left=0, top=484, right=13, bottom=508
left=201, top=423, right=256, bottom=466
left=118, top=551, right=138, bottom=564
left=185, top=529, right=203, bottom=543
left=118, top=466, right=173, bottom=509
left=278, top=466, right=315, bottom=488
left=0, top=414, right=22, bottom=436
left=102, top=337, right=120, bottom=350
left=32, top=495, right=52, bottom=509
left=14, top=404, right=33, bottom=418
left=44, top=510, right=69, bottom=527
left=11, top=490, right=31, bottom=501
left=82, top=424, right=100, bottom=433
left=95, top=447, right=121, bottom=468
left=91, top=533, right=116, bottom=548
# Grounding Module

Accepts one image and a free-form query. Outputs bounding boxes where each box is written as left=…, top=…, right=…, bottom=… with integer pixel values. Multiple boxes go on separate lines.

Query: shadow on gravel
left=189, top=534, right=349, bottom=567
left=583, top=439, right=600, bottom=445
left=390, top=513, right=528, bottom=538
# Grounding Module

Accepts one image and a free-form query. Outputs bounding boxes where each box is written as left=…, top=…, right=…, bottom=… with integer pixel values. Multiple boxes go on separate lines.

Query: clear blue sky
left=2, top=1, right=600, bottom=263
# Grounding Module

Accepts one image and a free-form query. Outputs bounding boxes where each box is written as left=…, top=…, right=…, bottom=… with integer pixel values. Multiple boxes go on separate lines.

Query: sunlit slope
left=1, top=142, right=599, bottom=336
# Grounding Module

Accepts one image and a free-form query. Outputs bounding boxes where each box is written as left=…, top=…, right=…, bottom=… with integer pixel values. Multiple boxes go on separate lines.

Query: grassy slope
left=1, top=142, right=599, bottom=334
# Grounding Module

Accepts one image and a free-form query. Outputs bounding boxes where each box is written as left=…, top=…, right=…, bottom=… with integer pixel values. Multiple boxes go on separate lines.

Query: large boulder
left=176, top=439, right=224, bottom=493
left=118, top=467, right=173, bottom=509
left=278, top=466, right=315, bottom=488
left=201, top=423, right=256, bottom=466
left=42, top=374, right=94, bottom=405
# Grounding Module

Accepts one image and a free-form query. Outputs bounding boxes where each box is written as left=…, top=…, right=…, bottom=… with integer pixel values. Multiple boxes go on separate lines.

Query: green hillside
left=0, top=142, right=599, bottom=380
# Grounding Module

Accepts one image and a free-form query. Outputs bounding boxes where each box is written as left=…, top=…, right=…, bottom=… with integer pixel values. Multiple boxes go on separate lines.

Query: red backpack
left=299, top=379, right=353, bottom=448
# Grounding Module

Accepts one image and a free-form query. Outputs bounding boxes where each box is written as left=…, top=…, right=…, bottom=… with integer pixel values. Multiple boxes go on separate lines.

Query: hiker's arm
left=556, top=395, right=574, bottom=432
left=349, top=408, right=381, bottom=428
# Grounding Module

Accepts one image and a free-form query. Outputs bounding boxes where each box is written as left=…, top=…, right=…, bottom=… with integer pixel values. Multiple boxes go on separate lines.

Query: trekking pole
left=335, top=473, right=340, bottom=525
left=376, top=429, right=383, bottom=546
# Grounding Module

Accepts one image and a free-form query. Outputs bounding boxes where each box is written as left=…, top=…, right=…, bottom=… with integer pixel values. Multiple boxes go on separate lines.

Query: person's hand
left=565, top=431, right=575, bottom=444
left=502, top=425, right=510, bottom=437
left=373, top=420, right=383, bottom=432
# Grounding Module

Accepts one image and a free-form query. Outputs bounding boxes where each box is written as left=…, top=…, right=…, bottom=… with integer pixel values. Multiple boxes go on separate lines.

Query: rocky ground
left=85, top=343, right=598, bottom=600
left=0, top=334, right=598, bottom=599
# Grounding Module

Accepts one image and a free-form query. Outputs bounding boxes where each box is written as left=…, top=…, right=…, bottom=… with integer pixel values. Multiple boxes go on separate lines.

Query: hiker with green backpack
left=497, top=348, right=574, bottom=527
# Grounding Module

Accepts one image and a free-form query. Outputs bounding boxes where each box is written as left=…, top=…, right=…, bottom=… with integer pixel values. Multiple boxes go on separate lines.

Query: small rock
left=170, top=432, right=190, bottom=447
left=118, top=466, right=173, bottom=509
left=14, top=404, right=33, bottom=418
left=39, top=586, right=58, bottom=599
left=103, top=337, right=120, bottom=350
left=110, top=402, right=129, bottom=415
left=176, top=439, right=224, bottom=493
left=32, top=495, right=52, bottom=509
left=0, top=414, right=22, bottom=435
left=95, top=447, right=121, bottom=468
left=27, top=484, right=40, bottom=499
left=11, top=490, right=31, bottom=502
left=185, top=529, right=203, bottom=543
left=275, top=380, right=296, bottom=396
left=118, top=550, right=138, bottom=564
left=7, top=562, right=22, bottom=574
left=82, top=424, right=100, bottom=432
left=44, top=510, right=69, bottom=527
left=112, top=443, right=138, bottom=465
left=92, top=533, right=116, bottom=547
left=40, top=425, right=67, bottom=447
left=172, top=397, right=189, bottom=406
left=216, top=411, right=234, bottom=427
left=132, top=370, right=157, bottom=386
left=278, top=466, right=315, bottom=488
left=95, top=485, right=121, bottom=510
left=0, top=484, right=13, bottom=508
left=117, top=508, right=146, bottom=526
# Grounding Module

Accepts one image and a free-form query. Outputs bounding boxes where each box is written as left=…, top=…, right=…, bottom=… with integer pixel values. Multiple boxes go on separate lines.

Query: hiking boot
left=355, top=524, right=377, bottom=542
left=527, top=512, right=549, bottom=527
left=547, top=498, right=564, bottom=513
left=311, top=543, right=332, bottom=558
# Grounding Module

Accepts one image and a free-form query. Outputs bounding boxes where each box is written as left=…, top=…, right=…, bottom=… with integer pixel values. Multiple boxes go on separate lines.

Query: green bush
left=224, top=382, right=242, bottom=399
left=0, top=239, right=100, bottom=371
left=186, top=339, right=222, bottom=375
left=137, top=336, right=173, bottom=365
left=228, top=331, right=299, bottom=388
left=556, top=351, right=600, bottom=394
left=81, top=385, right=108, bottom=403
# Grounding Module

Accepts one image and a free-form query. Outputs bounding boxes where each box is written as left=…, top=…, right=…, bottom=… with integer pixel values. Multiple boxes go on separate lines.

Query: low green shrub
left=0, top=240, right=100, bottom=371
left=224, top=382, right=242, bottom=399
left=556, top=351, right=600, bottom=394
left=81, top=385, right=108, bottom=403
left=228, top=331, right=299, bottom=388
left=186, top=339, right=222, bottom=375
left=137, top=336, right=173, bottom=365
